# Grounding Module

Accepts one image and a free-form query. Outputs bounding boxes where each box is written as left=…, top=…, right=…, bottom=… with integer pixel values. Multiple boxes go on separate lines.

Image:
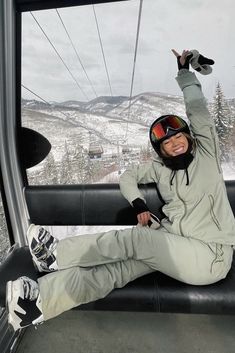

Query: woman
left=6, top=50, right=235, bottom=331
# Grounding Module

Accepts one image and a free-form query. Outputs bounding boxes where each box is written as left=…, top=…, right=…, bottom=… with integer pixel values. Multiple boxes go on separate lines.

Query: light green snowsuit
left=38, top=71, right=235, bottom=321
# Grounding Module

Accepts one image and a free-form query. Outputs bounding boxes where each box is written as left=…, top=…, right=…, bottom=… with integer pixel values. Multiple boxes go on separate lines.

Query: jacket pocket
left=208, top=194, right=221, bottom=231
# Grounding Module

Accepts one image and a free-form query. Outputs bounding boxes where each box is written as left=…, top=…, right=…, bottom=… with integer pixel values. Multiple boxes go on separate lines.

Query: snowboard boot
left=6, top=276, right=44, bottom=331
left=27, top=224, right=58, bottom=272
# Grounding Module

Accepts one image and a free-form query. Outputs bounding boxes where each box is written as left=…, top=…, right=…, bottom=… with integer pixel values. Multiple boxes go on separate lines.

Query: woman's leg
left=38, top=239, right=233, bottom=321
left=56, top=226, right=233, bottom=285
left=28, top=224, right=233, bottom=285
left=38, top=258, right=154, bottom=321
left=8, top=227, right=233, bottom=330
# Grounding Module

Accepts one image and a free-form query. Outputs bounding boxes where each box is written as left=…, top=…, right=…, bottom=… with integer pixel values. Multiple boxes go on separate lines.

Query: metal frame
left=16, top=0, right=127, bottom=12
left=0, top=0, right=29, bottom=247
left=0, top=309, right=23, bottom=353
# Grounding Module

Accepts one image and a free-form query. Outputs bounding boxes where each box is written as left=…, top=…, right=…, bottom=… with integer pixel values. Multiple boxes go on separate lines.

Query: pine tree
left=72, top=144, right=91, bottom=183
left=139, top=141, right=152, bottom=162
left=27, top=169, right=43, bottom=185
left=0, top=198, right=10, bottom=263
left=42, top=151, right=59, bottom=184
left=211, top=82, right=233, bottom=163
left=60, top=141, right=73, bottom=184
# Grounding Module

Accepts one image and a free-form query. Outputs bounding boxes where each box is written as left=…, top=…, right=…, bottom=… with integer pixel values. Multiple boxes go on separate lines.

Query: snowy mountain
left=22, top=92, right=235, bottom=180
left=22, top=92, right=185, bottom=128
left=22, top=92, right=187, bottom=160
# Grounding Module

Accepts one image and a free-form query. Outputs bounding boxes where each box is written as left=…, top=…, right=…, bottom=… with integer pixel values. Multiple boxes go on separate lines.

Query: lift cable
left=55, top=9, right=98, bottom=99
left=22, top=84, right=74, bottom=121
left=22, top=84, right=50, bottom=105
left=124, top=0, right=144, bottom=141
left=92, top=4, right=113, bottom=97
left=22, top=85, right=115, bottom=145
left=30, top=11, right=89, bottom=101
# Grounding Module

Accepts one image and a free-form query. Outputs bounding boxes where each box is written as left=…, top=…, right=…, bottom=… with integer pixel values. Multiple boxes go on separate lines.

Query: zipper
left=175, top=173, right=187, bottom=235
left=208, top=194, right=221, bottom=230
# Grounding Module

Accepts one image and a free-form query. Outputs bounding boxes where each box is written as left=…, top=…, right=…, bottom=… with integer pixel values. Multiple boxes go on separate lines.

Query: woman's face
left=161, top=132, right=189, bottom=157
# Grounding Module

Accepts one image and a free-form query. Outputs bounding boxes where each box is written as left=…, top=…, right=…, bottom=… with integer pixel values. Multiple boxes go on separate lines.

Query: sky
left=22, top=0, right=235, bottom=103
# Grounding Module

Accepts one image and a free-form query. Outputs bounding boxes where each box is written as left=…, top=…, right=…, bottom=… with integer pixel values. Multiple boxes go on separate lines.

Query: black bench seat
left=0, top=181, right=235, bottom=315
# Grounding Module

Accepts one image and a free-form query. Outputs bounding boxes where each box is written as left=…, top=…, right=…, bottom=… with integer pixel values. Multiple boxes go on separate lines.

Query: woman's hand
left=172, top=49, right=215, bottom=74
left=172, top=49, right=190, bottom=65
left=172, top=49, right=192, bottom=70
left=137, top=211, right=151, bottom=226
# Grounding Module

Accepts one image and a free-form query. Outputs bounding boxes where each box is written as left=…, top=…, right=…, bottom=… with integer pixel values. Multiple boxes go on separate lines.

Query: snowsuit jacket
left=119, top=70, right=235, bottom=246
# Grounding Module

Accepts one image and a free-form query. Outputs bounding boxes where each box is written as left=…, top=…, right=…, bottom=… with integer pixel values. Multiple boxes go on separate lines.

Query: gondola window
left=21, top=1, right=235, bottom=185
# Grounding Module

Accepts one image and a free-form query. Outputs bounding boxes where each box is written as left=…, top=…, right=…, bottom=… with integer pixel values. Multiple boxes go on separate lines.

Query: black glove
left=132, top=198, right=149, bottom=215
left=176, top=52, right=193, bottom=70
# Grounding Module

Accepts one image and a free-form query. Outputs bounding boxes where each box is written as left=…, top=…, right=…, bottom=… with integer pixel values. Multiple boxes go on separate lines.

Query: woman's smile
left=161, top=133, right=189, bottom=157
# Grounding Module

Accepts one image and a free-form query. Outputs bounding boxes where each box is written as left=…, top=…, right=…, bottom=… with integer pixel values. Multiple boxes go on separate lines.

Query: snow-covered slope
left=22, top=92, right=235, bottom=181
left=22, top=92, right=186, bottom=155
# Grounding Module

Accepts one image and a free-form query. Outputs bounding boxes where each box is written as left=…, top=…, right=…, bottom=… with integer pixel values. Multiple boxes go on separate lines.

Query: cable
left=22, top=85, right=115, bottom=144
left=30, top=11, right=89, bottom=101
left=22, top=84, right=50, bottom=105
left=124, top=0, right=144, bottom=141
left=55, top=9, right=98, bottom=99
left=22, top=85, right=71, bottom=120
left=92, top=4, right=113, bottom=97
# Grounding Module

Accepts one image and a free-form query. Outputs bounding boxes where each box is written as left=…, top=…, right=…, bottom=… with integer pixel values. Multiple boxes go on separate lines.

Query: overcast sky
left=22, top=0, right=235, bottom=103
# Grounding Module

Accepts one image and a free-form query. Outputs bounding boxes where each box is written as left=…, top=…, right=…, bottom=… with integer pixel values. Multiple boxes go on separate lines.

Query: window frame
left=16, top=0, right=127, bottom=12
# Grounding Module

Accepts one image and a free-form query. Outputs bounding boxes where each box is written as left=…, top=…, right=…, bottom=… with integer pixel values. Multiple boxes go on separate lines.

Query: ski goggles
left=151, top=115, right=187, bottom=142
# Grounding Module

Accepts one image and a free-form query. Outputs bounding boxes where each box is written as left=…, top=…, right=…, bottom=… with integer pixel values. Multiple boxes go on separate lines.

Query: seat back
left=25, top=180, right=235, bottom=225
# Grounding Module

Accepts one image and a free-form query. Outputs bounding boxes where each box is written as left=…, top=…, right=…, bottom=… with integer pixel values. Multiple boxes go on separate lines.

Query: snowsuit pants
left=38, top=226, right=233, bottom=321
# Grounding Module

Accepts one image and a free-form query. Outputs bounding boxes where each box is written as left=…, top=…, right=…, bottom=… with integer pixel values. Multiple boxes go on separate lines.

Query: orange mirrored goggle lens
left=151, top=116, right=186, bottom=141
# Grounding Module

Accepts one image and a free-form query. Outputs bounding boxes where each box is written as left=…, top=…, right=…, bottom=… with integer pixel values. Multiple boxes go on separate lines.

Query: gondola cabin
left=0, top=0, right=235, bottom=352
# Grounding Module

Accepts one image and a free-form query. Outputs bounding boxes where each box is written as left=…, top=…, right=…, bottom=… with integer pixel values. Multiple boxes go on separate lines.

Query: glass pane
left=0, top=193, right=10, bottom=264
left=21, top=0, right=235, bottom=184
